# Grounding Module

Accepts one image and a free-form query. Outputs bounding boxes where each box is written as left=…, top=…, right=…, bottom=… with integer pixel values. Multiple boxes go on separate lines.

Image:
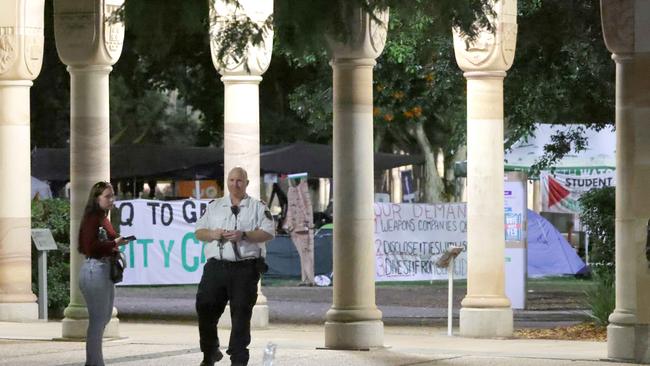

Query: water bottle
left=262, top=342, right=277, bottom=366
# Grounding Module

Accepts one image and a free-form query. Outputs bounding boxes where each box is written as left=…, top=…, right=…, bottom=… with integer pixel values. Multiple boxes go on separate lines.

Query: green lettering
left=137, top=239, right=153, bottom=268
left=159, top=240, right=174, bottom=268
left=128, top=240, right=135, bottom=268
left=182, top=232, right=200, bottom=272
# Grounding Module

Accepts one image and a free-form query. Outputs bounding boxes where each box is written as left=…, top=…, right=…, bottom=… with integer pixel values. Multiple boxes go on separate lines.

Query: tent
left=31, top=176, right=53, bottom=199
left=527, top=209, right=587, bottom=276
left=265, top=229, right=333, bottom=278
left=260, top=141, right=423, bottom=178
left=31, top=142, right=422, bottom=181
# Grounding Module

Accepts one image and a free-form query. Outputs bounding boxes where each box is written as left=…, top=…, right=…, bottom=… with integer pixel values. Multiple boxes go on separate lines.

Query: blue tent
left=527, top=209, right=587, bottom=276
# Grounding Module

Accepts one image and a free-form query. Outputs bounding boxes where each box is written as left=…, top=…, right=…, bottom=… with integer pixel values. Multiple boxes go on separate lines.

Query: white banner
left=541, top=169, right=616, bottom=213
left=115, top=199, right=212, bottom=286
left=116, top=200, right=471, bottom=284
left=374, top=203, right=468, bottom=281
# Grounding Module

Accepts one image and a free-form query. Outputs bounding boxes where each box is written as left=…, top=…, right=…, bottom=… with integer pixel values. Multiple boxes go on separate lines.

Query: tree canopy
left=30, top=0, right=615, bottom=200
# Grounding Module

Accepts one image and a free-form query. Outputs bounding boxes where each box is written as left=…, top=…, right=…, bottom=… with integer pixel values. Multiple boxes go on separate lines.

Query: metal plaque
left=31, top=228, right=58, bottom=251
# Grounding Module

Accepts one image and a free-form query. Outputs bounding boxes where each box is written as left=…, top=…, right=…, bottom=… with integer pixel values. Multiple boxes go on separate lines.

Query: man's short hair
left=229, top=166, right=249, bottom=181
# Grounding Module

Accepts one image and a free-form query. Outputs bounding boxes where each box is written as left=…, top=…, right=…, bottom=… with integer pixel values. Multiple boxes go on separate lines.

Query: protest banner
left=116, top=200, right=470, bottom=284
left=115, top=199, right=212, bottom=285
left=541, top=169, right=616, bottom=213
left=374, top=203, right=468, bottom=281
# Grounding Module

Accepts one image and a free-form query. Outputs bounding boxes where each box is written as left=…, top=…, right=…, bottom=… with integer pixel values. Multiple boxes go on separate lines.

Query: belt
left=208, top=258, right=257, bottom=267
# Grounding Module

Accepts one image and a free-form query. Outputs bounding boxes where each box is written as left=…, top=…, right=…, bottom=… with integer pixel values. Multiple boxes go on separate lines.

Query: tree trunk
left=446, top=144, right=467, bottom=202
left=412, top=122, right=444, bottom=203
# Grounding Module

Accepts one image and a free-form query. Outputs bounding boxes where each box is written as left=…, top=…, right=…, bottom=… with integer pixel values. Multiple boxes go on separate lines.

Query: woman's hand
left=114, top=237, right=130, bottom=246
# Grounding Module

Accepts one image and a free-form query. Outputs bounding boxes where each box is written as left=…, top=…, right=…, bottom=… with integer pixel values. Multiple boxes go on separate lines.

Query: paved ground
left=0, top=282, right=609, bottom=365
left=115, top=284, right=591, bottom=327
left=0, top=321, right=624, bottom=366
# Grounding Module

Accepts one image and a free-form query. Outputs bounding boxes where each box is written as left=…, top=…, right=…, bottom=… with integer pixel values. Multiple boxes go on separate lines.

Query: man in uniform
left=195, top=167, right=275, bottom=366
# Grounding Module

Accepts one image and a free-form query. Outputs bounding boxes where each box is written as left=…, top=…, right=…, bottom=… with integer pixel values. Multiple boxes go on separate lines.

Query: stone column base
left=324, top=320, right=384, bottom=349
left=0, top=303, right=38, bottom=321
left=635, top=324, right=650, bottom=363
left=607, top=323, right=641, bottom=362
left=460, top=307, right=513, bottom=338
left=61, top=316, right=120, bottom=340
left=218, top=304, right=268, bottom=329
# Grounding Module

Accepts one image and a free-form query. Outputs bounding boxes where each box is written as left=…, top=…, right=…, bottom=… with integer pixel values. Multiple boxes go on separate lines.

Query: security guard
left=195, top=167, right=275, bottom=366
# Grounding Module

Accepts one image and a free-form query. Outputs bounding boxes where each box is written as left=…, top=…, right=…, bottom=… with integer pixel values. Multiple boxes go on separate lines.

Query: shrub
left=578, top=186, right=615, bottom=325
left=578, top=186, right=615, bottom=274
left=31, top=199, right=71, bottom=318
left=584, top=269, right=615, bottom=325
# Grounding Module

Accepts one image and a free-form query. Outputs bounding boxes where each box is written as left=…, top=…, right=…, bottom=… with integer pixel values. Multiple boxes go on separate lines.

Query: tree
left=505, top=0, right=614, bottom=172
left=31, top=1, right=69, bottom=148
left=30, top=0, right=615, bottom=185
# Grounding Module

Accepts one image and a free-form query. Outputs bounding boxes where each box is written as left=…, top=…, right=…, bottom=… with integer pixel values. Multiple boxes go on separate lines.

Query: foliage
left=31, top=199, right=71, bottom=317
left=109, top=76, right=201, bottom=146
left=527, top=125, right=614, bottom=176
left=31, top=0, right=616, bottom=177
left=584, top=269, right=615, bottom=326
left=577, top=184, right=616, bottom=326
left=31, top=1, right=69, bottom=148
left=506, top=0, right=614, bottom=167
left=578, top=186, right=615, bottom=273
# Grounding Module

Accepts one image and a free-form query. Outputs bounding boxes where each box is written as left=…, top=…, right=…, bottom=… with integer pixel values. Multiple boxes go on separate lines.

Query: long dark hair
left=78, top=181, right=113, bottom=253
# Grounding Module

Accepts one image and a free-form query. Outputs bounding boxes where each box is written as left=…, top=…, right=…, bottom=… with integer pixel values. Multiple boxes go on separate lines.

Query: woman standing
left=78, top=181, right=128, bottom=366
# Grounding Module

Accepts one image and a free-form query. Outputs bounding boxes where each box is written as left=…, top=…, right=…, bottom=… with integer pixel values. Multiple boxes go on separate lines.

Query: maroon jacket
left=79, top=212, right=118, bottom=258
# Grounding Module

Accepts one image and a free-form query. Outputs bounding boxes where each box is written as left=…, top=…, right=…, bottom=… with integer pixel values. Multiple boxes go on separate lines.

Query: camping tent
left=527, top=209, right=587, bottom=276
left=31, top=176, right=52, bottom=199
left=265, top=229, right=333, bottom=278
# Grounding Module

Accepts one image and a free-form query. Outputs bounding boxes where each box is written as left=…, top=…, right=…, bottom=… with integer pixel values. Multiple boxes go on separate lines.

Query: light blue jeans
left=79, top=258, right=114, bottom=366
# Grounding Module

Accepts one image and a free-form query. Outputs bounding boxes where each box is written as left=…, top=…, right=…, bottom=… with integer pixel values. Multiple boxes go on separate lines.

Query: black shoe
left=230, top=363, right=246, bottom=366
left=200, top=348, right=224, bottom=365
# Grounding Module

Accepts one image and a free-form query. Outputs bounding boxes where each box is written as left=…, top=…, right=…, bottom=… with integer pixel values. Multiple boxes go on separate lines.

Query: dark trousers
left=196, top=259, right=260, bottom=365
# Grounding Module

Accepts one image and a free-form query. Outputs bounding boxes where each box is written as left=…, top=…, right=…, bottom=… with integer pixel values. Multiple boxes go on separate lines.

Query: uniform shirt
left=79, top=211, right=118, bottom=258
left=196, top=194, right=275, bottom=261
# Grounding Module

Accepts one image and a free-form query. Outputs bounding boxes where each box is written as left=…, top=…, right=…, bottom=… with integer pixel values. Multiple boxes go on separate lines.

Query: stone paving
left=0, top=321, right=625, bottom=366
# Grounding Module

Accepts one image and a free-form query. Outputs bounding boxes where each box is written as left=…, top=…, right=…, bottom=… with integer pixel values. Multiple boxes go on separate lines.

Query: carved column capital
left=210, top=0, right=273, bottom=76
left=54, top=0, right=124, bottom=67
left=453, top=0, right=517, bottom=73
left=0, top=0, right=45, bottom=80
left=327, top=7, right=389, bottom=61
left=601, top=0, right=650, bottom=55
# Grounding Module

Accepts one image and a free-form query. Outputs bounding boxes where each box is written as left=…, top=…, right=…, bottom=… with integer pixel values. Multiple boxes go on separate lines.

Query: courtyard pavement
left=0, top=320, right=627, bottom=366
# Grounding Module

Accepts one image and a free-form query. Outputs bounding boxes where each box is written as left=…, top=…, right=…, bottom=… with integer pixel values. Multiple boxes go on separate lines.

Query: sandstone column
left=452, top=0, right=517, bottom=337
left=0, top=0, right=44, bottom=322
left=54, top=0, right=124, bottom=338
left=209, top=0, right=273, bottom=328
left=600, top=1, right=650, bottom=362
left=324, top=8, right=388, bottom=349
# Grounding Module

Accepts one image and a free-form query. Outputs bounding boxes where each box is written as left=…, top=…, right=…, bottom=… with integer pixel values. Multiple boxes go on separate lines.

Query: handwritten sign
left=374, top=203, right=468, bottom=281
